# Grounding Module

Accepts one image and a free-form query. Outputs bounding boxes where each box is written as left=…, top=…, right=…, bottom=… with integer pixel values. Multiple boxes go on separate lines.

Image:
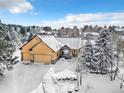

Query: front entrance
left=72, top=50, right=78, bottom=57
left=60, top=45, right=71, bottom=59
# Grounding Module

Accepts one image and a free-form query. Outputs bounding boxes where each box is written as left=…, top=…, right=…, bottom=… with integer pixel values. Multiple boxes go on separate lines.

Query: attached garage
left=20, top=35, right=64, bottom=64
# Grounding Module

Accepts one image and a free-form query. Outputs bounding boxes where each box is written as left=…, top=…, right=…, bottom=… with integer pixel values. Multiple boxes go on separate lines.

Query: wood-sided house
left=56, top=38, right=82, bottom=58
left=20, top=35, right=64, bottom=64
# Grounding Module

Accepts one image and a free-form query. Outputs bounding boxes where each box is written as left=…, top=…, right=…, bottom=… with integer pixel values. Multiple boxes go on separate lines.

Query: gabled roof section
left=37, top=35, right=64, bottom=52
left=19, top=35, right=37, bottom=49
left=20, top=35, right=64, bottom=52
left=56, top=38, right=82, bottom=49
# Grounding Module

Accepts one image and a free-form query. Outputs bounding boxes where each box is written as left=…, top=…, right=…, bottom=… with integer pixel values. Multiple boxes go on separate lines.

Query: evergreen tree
left=0, top=20, right=1, bottom=24
left=72, top=26, right=79, bottom=37
left=0, top=22, right=18, bottom=76
left=43, top=26, right=52, bottom=31
left=94, top=29, right=115, bottom=74
left=84, top=40, right=95, bottom=68
left=20, top=26, right=26, bottom=36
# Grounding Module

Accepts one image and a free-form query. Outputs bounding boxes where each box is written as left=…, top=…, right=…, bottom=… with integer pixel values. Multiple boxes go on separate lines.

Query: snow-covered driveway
left=0, top=62, right=51, bottom=93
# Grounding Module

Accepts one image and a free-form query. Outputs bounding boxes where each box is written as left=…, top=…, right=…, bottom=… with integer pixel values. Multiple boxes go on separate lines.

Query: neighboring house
left=20, top=35, right=64, bottom=64
left=56, top=38, right=82, bottom=58
left=114, top=28, right=124, bottom=35
left=83, top=32, right=99, bottom=40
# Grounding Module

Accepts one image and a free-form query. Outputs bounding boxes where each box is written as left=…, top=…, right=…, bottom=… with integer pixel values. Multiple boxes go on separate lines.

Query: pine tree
left=0, top=20, right=1, bottom=24
left=0, top=22, right=18, bottom=76
left=94, top=29, right=115, bottom=74
left=84, top=40, right=95, bottom=68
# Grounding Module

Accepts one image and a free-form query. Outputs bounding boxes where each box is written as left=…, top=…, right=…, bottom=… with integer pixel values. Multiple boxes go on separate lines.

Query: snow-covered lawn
left=0, top=62, right=50, bottom=93
left=78, top=73, right=124, bottom=93
left=30, top=57, right=124, bottom=93
left=0, top=57, right=124, bottom=93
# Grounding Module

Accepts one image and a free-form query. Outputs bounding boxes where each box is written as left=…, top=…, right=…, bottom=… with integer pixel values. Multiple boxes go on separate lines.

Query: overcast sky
left=0, top=0, right=124, bottom=28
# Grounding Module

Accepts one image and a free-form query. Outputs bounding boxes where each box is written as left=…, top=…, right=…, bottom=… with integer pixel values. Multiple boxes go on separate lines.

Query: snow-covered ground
left=52, top=58, right=77, bottom=73
left=33, top=58, right=78, bottom=93
left=30, top=58, right=124, bottom=93
left=0, top=63, right=50, bottom=93
left=78, top=73, right=123, bottom=93
left=0, top=57, right=124, bottom=93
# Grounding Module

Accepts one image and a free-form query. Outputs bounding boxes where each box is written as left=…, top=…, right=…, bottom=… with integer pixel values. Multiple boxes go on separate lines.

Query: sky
left=0, top=0, right=124, bottom=28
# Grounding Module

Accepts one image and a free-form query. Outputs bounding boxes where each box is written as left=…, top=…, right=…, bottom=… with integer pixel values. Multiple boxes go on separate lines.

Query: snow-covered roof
left=56, top=38, right=82, bottom=49
left=82, top=40, right=96, bottom=46
left=83, top=32, right=99, bottom=36
left=120, top=36, right=124, bottom=40
left=54, top=69, right=77, bottom=80
left=115, top=28, right=124, bottom=32
left=38, top=35, right=64, bottom=52
left=19, top=35, right=36, bottom=49
left=39, top=30, right=46, bottom=33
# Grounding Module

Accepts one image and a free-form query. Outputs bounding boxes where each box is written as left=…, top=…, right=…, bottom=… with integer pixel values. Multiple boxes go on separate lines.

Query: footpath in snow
left=0, top=62, right=50, bottom=93
left=30, top=58, right=79, bottom=93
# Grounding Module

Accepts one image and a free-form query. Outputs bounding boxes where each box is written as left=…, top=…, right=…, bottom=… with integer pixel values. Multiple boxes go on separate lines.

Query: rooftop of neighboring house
left=82, top=40, right=96, bottom=47
left=115, top=27, right=124, bottom=32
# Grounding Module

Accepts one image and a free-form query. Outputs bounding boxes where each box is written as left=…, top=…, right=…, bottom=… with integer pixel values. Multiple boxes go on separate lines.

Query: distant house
left=83, top=32, right=99, bottom=40
left=56, top=38, right=82, bottom=58
left=114, top=28, right=124, bottom=35
left=20, top=35, right=64, bottom=64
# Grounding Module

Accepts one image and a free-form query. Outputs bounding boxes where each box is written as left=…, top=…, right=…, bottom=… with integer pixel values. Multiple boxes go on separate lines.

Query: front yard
left=0, top=62, right=50, bottom=93
left=0, top=57, right=124, bottom=93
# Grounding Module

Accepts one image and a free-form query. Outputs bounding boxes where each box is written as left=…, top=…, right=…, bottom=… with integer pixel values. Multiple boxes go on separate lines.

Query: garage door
left=34, top=54, right=51, bottom=64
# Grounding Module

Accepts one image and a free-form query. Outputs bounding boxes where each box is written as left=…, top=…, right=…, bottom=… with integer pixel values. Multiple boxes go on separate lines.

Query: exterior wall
left=22, top=52, right=31, bottom=63
left=21, top=37, right=41, bottom=52
left=71, top=49, right=80, bottom=57
left=55, top=51, right=61, bottom=60
left=21, top=36, right=41, bottom=63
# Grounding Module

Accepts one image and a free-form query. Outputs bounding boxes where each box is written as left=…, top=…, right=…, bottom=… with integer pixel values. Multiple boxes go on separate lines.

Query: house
left=56, top=38, right=82, bottom=58
left=83, top=32, right=99, bottom=40
left=114, top=27, right=124, bottom=35
left=20, top=35, right=64, bottom=64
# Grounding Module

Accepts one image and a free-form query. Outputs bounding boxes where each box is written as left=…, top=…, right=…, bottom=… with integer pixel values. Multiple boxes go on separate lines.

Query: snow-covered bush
left=54, top=69, right=77, bottom=81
